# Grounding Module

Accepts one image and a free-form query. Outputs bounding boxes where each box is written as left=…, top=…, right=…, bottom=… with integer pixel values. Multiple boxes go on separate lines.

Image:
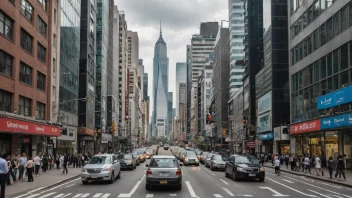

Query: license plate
left=159, top=173, right=169, bottom=177
left=91, top=174, right=97, bottom=178
left=160, top=180, right=168, bottom=184
left=248, top=174, right=256, bottom=177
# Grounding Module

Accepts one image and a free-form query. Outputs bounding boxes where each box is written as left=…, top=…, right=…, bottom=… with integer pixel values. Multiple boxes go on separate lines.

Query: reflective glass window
left=333, top=13, right=340, bottom=37
left=341, top=44, right=348, bottom=70
left=341, top=5, right=349, bottom=32
left=326, top=18, right=333, bottom=41
left=313, top=0, right=320, bottom=20
left=320, top=23, right=326, bottom=46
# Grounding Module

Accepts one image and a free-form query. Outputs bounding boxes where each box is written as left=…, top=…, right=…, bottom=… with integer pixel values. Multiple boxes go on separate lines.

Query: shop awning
left=0, top=117, right=60, bottom=137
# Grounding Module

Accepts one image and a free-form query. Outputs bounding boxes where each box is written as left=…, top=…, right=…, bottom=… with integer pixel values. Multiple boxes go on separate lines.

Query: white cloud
left=114, top=0, right=228, bottom=116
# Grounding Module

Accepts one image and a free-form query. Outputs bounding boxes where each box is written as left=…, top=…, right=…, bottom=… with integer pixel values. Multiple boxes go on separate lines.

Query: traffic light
left=206, top=113, right=212, bottom=124
left=222, top=128, right=227, bottom=137
left=242, top=116, right=247, bottom=129
left=111, top=121, right=115, bottom=136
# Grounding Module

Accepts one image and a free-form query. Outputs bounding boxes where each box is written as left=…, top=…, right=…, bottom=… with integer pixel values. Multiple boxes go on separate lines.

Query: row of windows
left=291, top=3, right=352, bottom=66
left=19, top=61, right=46, bottom=91
left=0, top=89, right=46, bottom=119
left=290, top=0, right=337, bottom=39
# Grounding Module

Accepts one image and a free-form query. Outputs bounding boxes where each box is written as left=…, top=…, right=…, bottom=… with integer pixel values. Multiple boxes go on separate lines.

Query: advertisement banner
left=246, top=141, right=256, bottom=148
left=274, top=127, right=281, bottom=141
left=290, top=120, right=320, bottom=135
left=257, top=111, right=271, bottom=133
left=258, top=133, right=274, bottom=140
left=317, top=85, right=352, bottom=110
left=258, top=91, right=272, bottom=114
left=0, top=118, right=60, bottom=136
left=320, top=112, right=352, bottom=130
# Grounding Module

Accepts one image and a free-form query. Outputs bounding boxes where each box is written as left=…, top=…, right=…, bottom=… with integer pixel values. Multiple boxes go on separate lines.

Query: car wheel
left=259, top=177, right=265, bottom=182
left=176, top=184, right=182, bottom=190
left=232, top=170, right=239, bottom=181
left=109, top=172, right=114, bottom=184
left=211, top=165, right=214, bottom=171
left=82, top=181, right=88, bottom=185
left=117, top=170, right=121, bottom=179
left=146, top=184, right=151, bottom=190
left=196, top=164, right=199, bottom=166
left=134, top=164, right=136, bottom=169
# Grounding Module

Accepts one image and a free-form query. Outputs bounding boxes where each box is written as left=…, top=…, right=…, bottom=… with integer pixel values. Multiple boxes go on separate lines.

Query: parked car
left=118, top=154, right=137, bottom=170
left=205, top=153, right=215, bottom=168
left=199, top=152, right=209, bottom=164
left=210, top=154, right=227, bottom=171
left=145, top=155, right=183, bottom=190
left=81, top=154, right=121, bottom=184
left=145, top=148, right=155, bottom=159
left=136, top=150, right=146, bottom=163
left=179, top=150, right=187, bottom=162
left=183, top=150, right=199, bottom=166
left=225, top=155, right=265, bottom=182
left=132, top=151, right=141, bottom=165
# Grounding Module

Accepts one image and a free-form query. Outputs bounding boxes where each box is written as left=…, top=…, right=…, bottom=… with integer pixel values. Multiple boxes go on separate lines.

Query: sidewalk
left=6, top=167, right=81, bottom=196
left=263, top=162, right=352, bottom=188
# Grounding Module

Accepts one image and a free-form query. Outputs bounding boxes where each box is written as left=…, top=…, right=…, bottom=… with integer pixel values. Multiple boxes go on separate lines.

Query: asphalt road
left=10, top=148, right=352, bottom=198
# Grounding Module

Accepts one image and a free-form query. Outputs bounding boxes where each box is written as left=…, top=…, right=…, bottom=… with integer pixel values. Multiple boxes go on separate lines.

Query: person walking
left=274, top=156, right=281, bottom=176
left=18, top=153, right=27, bottom=181
left=335, top=155, right=346, bottom=181
left=33, top=154, right=41, bottom=177
left=328, top=156, right=334, bottom=179
left=0, top=155, right=9, bottom=198
left=25, top=157, right=34, bottom=182
left=56, top=154, right=60, bottom=170
left=42, top=154, right=48, bottom=172
left=11, top=154, right=18, bottom=180
left=315, top=155, right=322, bottom=176
left=304, top=155, right=311, bottom=174
left=62, top=154, right=68, bottom=174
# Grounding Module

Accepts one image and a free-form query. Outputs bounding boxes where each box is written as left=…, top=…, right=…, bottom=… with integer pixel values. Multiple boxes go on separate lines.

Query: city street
left=9, top=148, right=352, bottom=198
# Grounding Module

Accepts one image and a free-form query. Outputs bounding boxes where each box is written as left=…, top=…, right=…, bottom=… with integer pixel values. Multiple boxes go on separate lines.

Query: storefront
left=257, top=132, right=274, bottom=153
left=101, top=133, right=112, bottom=153
left=78, top=127, right=94, bottom=154
left=274, top=126, right=290, bottom=154
left=0, top=117, right=61, bottom=157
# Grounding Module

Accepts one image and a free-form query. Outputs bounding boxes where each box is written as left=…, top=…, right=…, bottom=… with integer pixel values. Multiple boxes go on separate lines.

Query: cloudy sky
left=114, top=0, right=228, bottom=110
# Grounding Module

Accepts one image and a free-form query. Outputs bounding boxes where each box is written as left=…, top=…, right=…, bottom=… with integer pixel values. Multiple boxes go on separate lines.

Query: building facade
left=168, top=92, right=173, bottom=136
left=289, top=0, right=352, bottom=164
left=143, top=73, right=148, bottom=101
left=175, top=62, right=186, bottom=117
left=186, top=45, right=192, bottom=136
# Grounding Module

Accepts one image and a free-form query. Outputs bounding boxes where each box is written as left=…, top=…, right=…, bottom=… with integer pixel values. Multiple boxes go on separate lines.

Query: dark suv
left=224, top=155, right=265, bottom=182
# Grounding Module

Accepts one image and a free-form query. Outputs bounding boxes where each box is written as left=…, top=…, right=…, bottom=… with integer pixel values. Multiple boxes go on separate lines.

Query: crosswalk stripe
left=282, top=179, right=294, bottom=183
left=27, top=194, right=41, bottom=198
left=146, top=194, right=154, bottom=197
left=81, top=193, right=90, bottom=197
left=101, top=194, right=111, bottom=198
left=169, top=194, right=177, bottom=197
left=60, top=193, right=72, bottom=198
left=93, top=193, right=103, bottom=197
left=39, top=192, right=57, bottom=198
left=73, top=194, right=82, bottom=198
left=53, top=194, right=65, bottom=198
left=214, top=194, right=223, bottom=198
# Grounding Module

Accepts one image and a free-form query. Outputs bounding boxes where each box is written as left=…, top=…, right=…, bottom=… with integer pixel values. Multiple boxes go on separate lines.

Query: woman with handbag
left=25, top=157, right=34, bottom=182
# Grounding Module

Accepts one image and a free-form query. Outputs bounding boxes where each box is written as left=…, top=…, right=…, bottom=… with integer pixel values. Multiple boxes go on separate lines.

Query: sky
left=114, top=0, right=228, bottom=111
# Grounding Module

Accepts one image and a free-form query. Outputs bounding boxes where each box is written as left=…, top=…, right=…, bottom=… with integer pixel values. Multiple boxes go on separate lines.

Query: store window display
left=343, top=132, right=352, bottom=169
left=325, top=131, right=339, bottom=160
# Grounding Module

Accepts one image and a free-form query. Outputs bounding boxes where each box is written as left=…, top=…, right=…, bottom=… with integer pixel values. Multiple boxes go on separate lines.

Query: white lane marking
left=185, top=181, right=199, bottom=198
left=39, top=193, right=57, bottom=198
left=169, top=194, right=177, bottom=196
left=219, top=179, right=229, bottom=185
left=238, top=195, right=253, bottom=197
left=266, top=172, right=276, bottom=176
left=259, top=187, right=289, bottom=197
left=93, top=193, right=103, bottom=197
left=308, top=189, right=334, bottom=198
left=81, top=193, right=90, bottom=197
left=140, top=175, right=145, bottom=181
left=28, top=187, right=45, bottom=194
left=146, top=194, right=153, bottom=197
left=328, top=195, right=345, bottom=198
left=118, top=181, right=142, bottom=197
left=223, top=187, right=235, bottom=196
left=285, top=176, right=352, bottom=198
left=53, top=194, right=65, bottom=198
left=214, top=194, right=223, bottom=198
left=60, top=193, right=72, bottom=198
left=316, top=182, right=342, bottom=189
left=266, top=177, right=317, bottom=197
left=282, top=179, right=294, bottom=183
left=101, top=194, right=111, bottom=198
left=73, top=194, right=83, bottom=198
left=202, top=167, right=215, bottom=176
left=65, top=184, right=75, bottom=188
left=27, top=194, right=41, bottom=198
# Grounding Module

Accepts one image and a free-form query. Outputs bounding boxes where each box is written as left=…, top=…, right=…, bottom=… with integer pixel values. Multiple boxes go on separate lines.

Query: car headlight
left=81, top=168, right=86, bottom=172
left=260, top=167, right=265, bottom=172
left=184, top=158, right=188, bottom=161
left=127, top=160, right=133, bottom=164
left=195, top=159, right=199, bottom=162
left=102, top=167, right=111, bottom=172
left=237, top=167, right=245, bottom=172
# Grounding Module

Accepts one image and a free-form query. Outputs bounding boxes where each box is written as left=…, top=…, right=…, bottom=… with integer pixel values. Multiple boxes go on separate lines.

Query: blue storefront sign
left=320, top=112, right=352, bottom=130
left=258, top=132, right=274, bottom=140
left=317, top=85, right=352, bottom=110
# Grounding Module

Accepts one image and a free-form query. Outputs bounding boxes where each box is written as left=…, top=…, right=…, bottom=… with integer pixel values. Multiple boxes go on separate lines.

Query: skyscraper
left=152, top=25, right=169, bottom=137
left=143, top=73, right=149, bottom=101
left=175, top=63, right=186, bottom=117
left=168, top=92, right=173, bottom=136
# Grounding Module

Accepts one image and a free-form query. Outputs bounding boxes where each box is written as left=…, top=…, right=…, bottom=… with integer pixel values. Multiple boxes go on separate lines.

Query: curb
left=264, top=165, right=352, bottom=188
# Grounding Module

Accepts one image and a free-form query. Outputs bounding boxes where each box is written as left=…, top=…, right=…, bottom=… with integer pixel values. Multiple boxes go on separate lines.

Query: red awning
left=0, top=117, right=60, bottom=137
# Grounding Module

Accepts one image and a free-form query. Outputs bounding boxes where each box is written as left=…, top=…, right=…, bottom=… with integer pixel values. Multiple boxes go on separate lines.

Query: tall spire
left=160, top=20, right=162, bottom=37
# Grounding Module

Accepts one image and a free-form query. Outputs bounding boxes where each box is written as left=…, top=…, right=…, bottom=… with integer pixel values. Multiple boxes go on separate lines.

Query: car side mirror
left=145, top=164, right=149, bottom=167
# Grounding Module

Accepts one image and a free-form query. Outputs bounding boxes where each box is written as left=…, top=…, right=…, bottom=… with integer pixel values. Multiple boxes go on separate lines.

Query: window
left=327, top=54, right=332, bottom=76
left=53, top=58, right=56, bottom=73
left=340, top=44, right=348, bottom=70
left=0, top=49, right=13, bottom=77
left=313, top=0, right=320, bottom=20
left=20, top=0, right=33, bottom=21
left=313, top=61, right=320, bottom=82
left=320, top=57, right=326, bottom=79
left=333, top=13, right=340, bottom=37
left=20, top=28, right=33, bottom=53
left=307, top=6, right=313, bottom=24
left=320, top=24, right=326, bottom=46
left=350, top=3, right=352, bottom=27
left=53, top=34, right=57, bottom=48
left=341, top=5, right=349, bottom=32
left=37, top=43, right=46, bottom=62
left=19, top=62, right=32, bottom=85
left=0, top=89, right=11, bottom=112
left=19, top=96, right=32, bottom=116
left=54, top=8, right=57, bottom=23
left=38, top=0, right=47, bottom=11
left=37, top=16, right=47, bottom=37
left=9, top=0, right=15, bottom=4
left=0, top=11, right=13, bottom=40
left=302, top=12, right=308, bottom=29
left=313, top=29, right=319, bottom=51
left=36, top=102, right=45, bottom=120
left=326, top=18, right=333, bottom=41
left=37, top=71, right=45, bottom=91
left=333, top=49, right=339, bottom=74
left=307, top=34, right=312, bottom=55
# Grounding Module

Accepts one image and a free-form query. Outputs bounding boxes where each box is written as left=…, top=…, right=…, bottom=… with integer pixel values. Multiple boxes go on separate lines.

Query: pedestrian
left=18, top=153, right=27, bottom=181
left=328, top=156, right=334, bottom=179
left=304, top=155, right=311, bottom=173
left=25, top=157, right=34, bottom=182
left=48, top=154, right=53, bottom=170
left=6, top=155, right=12, bottom=186
left=62, top=154, right=68, bottom=174
left=56, top=154, right=60, bottom=170
left=274, top=156, right=281, bottom=176
left=0, top=155, right=9, bottom=198
left=42, top=154, right=49, bottom=172
left=11, top=154, right=18, bottom=180
left=315, top=155, right=321, bottom=176
left=335, top=155, right=346, bottom=181
left=34, top=154, right=41, bottom=177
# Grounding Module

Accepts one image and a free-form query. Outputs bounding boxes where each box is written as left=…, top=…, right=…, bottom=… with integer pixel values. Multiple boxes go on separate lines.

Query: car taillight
left=147, top=170, right=153, bottom=175
left=176, top=169, right=182, bottom=175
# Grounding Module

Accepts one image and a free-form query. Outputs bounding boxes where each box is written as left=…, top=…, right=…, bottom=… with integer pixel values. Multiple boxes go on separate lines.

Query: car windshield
left=235, top=156, right=259, bottom=164
left=146, top=149, right=153, bottom=153
left=202, top=152, right=209, bottom=156
left=207, top=153, right=214, bottom=158
left=137, top=151, right=144, bottom=155
left=150, top=158, right=176, bottom=168
left=118, top=155, right=132, bottom=160
left=213, top=155, right=223, bottom=160
left=187, top=151, right=197, bottom=156
left=88, top=156, right=111, bottom=164
left=195, top=150, right=202, bottom=155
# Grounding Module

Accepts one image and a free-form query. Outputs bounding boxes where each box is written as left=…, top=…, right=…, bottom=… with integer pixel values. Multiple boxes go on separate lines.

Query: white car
left=81, top=154, right=121, bottom=184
